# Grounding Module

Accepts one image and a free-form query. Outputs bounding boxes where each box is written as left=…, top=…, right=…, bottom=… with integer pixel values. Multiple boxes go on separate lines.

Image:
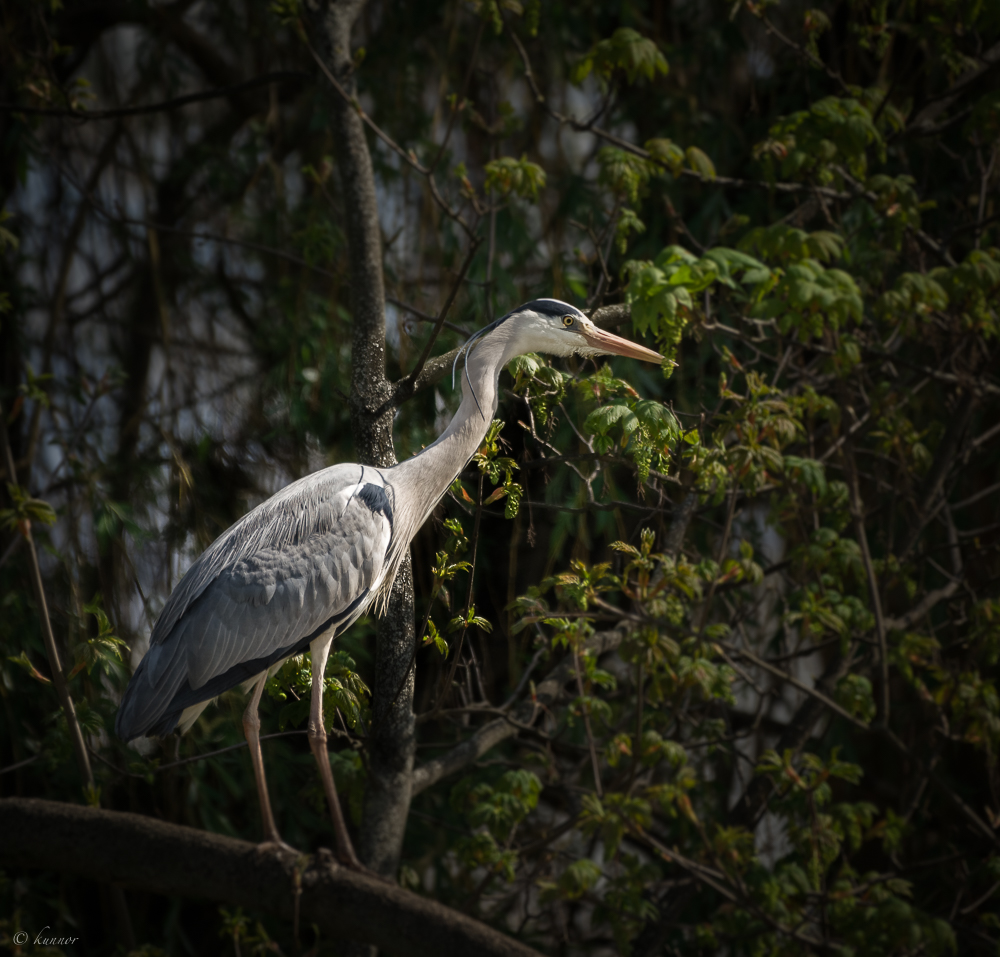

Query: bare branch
left=589, top=302, right=630, bottom=327
left=898, top=390, right=978, bottom=559
left=408, top=345, right=466, bottom=396
left=841, top=434, right=889, bottom=723
left=0, top=405, right=94, bottom=795
left=412, top=628, right=626, bottom=795
left=0, top=798, right=543, bottom=957
left=303, top=32, right=474, bottom=237
left=401, top=238, right=482, bottom=390
left=0, top=72, right=308, bottom=120
left=878, top=730, right=1000, bottom=848
left=720, top=642, right=869, bottom=731
left=884, top=583, right=960, bottom=632
left=753, top=10, right=851, bottom=96
left=632, top=825, right=831, bottom=951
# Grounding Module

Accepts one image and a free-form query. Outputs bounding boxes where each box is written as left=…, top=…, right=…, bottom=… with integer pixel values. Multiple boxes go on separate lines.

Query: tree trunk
left=306, top=0, right=416, bottom=882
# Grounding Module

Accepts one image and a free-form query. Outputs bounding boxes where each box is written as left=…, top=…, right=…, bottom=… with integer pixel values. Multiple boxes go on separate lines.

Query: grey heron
left=115, top=298, right=664, bottom=866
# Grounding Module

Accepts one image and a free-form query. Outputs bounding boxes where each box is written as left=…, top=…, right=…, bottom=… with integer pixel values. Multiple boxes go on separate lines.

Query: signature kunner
left=11, top=927, right=81, bottom=946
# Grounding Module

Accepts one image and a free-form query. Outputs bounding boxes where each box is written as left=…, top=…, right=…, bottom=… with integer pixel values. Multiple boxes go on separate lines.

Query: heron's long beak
left=581, top=325, right=670, bottom=364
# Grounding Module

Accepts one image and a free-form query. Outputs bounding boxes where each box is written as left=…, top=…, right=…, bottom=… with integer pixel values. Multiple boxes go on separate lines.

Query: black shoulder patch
left=357, top=482, right=394, bottom=527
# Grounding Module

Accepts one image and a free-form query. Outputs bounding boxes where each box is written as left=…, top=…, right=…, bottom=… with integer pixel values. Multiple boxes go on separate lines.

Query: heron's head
left=497, top=298, right=666, bottom=364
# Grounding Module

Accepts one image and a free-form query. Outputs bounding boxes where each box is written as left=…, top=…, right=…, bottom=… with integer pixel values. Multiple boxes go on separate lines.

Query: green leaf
left=835, top=673, right=876, bottom=723
left=633, top=400, right=679, bottom=441
left=539, top=858, right=602, bottom=902
left=583, top=400, right=632, bottom=436
left=0, top=208, right=19, bottom=252
left=573, top=28, right=668, bottom=86
left=614, top=206, right=645, bottom=253
left=424, top=620, right=448, bottom=656
left=783, top=455, right=828, bottom=496
left=484, top=155, right=547, bottom=200
left=645, top=137, right=685, bottom=176
left=685, top=145, right=716, bottom=180
left=597, top=147, right=659, bottom=204
left=8, top=651, right=51, bottom=684
left=0, top=483, right=57, bottom=531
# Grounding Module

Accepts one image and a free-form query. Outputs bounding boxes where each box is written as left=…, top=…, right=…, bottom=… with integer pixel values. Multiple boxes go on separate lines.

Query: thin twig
left=631, top=824, right=830, bottom=949
left=88, top=730, right=311, bottom=778
left=719, top=642, right=869, bottom=731
left=0, top=71, right=308, bottom=120
left=755, top=10, right=851, bottom=95
left=304, top=33, right=474, bottom=236
left=405, top=239, right=482, bottom=386
left=428, top=18, right=486, bottom=174
left=839, top=421, right=889, bottom=723
left=432, top=474, right=486, bottom=718
left=0, top=403, right=95, bottom=796
left=697, top=488, right=738, bottom=634
left=0, top=754, right=41, bottom=776
left=573, top=647, right=604, bottom=798
left=500, top=646, right=546, bottom=711
left=387, top=295, right=471, bottom=336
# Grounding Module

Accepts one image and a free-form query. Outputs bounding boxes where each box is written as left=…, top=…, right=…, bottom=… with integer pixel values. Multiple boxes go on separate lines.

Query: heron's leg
left=309, top=637, right=363, bottom=869
left=243, top=671, right=281, bottom=844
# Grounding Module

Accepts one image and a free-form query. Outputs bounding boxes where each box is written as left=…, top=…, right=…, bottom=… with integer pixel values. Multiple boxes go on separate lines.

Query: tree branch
left=412, top=628, right=626, bottom=795
left=0, top=405, right=94, bottom=796
left=719, top=642, right=868, bottom=731
left=0, top=798, right=542, bottom=957
left=395, top=238, right=482, bottom=402
left=878, top=730, right=1000, bottom=848
left=754, top=9, right=851, bottom=96
left=884, top=582, right=959, bottom=632
left=841, top=434, right=889, bottom=724
left=507, top=28, right=853, bottom=200
left=303, top=32, right=474, bottom=237
left=898, top=390, right=978, bottom=560
left=728, top=651, right=854, bottom=829
left=0, top=71, right=308, bottom=119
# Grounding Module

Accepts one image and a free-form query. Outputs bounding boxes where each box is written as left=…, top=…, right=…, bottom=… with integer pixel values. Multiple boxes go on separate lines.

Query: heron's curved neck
left=388, top=329, right=512, bottom=530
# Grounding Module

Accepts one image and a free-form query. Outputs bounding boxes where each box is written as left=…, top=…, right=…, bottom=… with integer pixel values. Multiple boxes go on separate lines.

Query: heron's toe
left=257, top=837, right=299, bottom=858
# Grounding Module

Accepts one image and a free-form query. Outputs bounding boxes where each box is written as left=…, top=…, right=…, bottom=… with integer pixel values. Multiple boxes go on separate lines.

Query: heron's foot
left=257, top=836, right=298, bottom=857
left=314, top=845, right=389, bottom=880
left=336, top=846, right=366, bottom=872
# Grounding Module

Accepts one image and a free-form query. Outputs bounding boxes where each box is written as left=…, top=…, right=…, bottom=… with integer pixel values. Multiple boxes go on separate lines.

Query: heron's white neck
left=388, top=327, right=515, bottom=536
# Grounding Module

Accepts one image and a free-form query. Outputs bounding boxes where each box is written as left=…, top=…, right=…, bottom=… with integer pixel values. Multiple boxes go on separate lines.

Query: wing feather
left=115, top=467, right=395, bottom=740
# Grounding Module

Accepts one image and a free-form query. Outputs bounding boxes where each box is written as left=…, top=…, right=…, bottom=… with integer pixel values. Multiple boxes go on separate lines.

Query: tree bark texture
left=360, top=555, right=416, bottom=874
left=305, top=0, right=416, bottom=881
left=0, top=798, right=541, bottom=957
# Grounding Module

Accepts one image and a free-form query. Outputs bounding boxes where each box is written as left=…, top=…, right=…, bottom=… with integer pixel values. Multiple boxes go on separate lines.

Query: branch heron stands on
left=115, top=299, right=664, bottom=866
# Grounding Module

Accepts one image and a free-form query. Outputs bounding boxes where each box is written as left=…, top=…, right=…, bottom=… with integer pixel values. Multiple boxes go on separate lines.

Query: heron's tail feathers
left=114, top=637, right=188, bottom=741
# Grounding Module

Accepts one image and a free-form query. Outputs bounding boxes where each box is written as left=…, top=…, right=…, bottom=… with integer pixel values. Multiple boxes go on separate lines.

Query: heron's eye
left=562, top=315, right=575, bottom=327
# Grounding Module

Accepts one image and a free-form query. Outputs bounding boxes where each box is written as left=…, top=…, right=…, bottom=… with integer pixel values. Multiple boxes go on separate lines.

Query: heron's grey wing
left=115, top=467, right=394, bottom=739
left=149, top=463, right=373, bottom=644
